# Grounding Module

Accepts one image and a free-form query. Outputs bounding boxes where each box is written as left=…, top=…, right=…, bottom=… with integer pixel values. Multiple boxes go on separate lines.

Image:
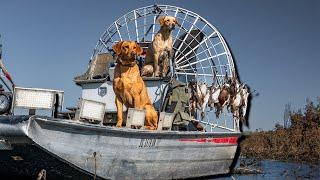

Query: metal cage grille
left=91, top=4, right=240, bottom=132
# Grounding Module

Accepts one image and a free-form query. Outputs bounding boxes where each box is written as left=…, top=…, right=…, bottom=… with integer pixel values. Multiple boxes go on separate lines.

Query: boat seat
left=74, top=53, right=115, bottom=82
left=90, top=53, right=114, bottom=78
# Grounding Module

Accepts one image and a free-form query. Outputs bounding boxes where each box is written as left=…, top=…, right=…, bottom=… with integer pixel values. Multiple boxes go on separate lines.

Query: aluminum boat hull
left=1, top=116, right=240, bottom=179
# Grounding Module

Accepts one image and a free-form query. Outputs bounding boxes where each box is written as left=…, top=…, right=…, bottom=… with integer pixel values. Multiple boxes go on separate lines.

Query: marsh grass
left=240, top=98, right=320, bottom=164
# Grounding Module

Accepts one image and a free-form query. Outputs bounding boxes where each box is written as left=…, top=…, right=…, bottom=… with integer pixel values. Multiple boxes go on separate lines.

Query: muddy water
left=218, top=159, right=320, bottom=179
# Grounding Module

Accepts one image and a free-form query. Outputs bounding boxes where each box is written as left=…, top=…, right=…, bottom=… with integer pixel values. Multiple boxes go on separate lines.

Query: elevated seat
left=74, top=53, right=115, bottom=84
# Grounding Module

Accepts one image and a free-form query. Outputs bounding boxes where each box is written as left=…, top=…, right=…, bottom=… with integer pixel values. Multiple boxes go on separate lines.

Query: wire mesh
left=91, top=4, right=239, bottom=132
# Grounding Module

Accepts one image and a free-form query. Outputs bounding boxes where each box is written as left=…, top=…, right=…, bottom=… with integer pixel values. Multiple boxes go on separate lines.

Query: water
left=1, top=145, right=319, bottom=179
left=217, top=159, right=320, bottom=179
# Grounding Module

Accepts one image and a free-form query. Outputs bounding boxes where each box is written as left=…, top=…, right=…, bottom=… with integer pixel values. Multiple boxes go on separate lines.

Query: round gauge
left=0, top=93, right=11, bottom=114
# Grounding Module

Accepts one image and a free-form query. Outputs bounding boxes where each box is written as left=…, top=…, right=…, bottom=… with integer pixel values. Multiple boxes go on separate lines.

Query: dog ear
left=112, top=41, right=123, bottom=55
left=135, top=43, right=143, bottom=55
left=158, top=16, right=165, bottom=26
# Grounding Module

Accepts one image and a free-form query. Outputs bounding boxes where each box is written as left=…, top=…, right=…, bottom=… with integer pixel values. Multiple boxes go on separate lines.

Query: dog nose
left=130, top=51, right=136, bottom=56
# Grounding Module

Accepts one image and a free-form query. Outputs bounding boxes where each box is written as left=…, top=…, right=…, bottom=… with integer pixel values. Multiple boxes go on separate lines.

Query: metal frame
left=91, top=5, right=239, bottom=132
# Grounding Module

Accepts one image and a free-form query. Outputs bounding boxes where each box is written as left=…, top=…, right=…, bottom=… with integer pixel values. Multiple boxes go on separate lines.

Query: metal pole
left=0, top=35, right=14, bottom=91
left=0, top=74, right=11, bottom=90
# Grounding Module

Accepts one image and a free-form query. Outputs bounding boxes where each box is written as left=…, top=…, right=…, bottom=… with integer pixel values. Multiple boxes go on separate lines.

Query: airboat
left=0, top=5, right=249, bottom=179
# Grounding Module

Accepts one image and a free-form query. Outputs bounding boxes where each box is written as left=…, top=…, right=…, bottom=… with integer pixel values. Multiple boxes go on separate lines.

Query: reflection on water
left=217, top=158, right=320, bottom=179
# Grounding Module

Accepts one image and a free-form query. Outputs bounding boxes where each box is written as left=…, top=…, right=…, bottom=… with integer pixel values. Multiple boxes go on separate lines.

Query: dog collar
left=117, top=59, right=136, bottom=67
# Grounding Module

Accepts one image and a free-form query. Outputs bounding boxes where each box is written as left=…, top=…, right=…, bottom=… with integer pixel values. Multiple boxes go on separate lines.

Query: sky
left=0, top=0, right=319, bottom=130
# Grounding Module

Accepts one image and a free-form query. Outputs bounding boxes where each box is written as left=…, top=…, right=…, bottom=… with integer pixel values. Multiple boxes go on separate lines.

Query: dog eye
left=134, top=47, right=136, bottom=49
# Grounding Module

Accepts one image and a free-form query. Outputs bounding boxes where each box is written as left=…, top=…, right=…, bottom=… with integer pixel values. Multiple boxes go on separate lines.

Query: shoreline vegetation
left=240, top=98, right=320, bottom=164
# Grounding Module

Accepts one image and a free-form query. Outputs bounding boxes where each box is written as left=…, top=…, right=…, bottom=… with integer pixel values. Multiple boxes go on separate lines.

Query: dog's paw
left=154, top=71, right=160, bottom=77
left=144, top=126, right=157, bottom=130
left=116, top=123, right=122, bottom=128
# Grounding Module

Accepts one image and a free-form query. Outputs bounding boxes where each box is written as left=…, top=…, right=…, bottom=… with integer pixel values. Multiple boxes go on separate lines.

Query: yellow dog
left=113, top=41, right=158, bottom=130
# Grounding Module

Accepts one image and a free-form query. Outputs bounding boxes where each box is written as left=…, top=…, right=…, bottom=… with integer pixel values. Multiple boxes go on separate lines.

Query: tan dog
left=112, top=41, right=158, bottom=130
left=142, top=16, right=178, bottom=77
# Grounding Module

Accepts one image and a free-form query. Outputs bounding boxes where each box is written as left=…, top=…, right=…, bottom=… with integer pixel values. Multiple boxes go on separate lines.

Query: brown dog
left=142, top=16, right=178, bottom=77
left=112, top=41, right=158, bottom=130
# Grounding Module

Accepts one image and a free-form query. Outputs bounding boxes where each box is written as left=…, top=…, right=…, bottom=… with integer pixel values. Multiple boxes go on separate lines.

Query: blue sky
left=0, top=0, right=319, bottom=130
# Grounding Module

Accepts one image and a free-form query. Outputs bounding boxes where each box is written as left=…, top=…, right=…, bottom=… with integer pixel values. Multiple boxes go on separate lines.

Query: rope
left=212, top=67, right=220, bottom=87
